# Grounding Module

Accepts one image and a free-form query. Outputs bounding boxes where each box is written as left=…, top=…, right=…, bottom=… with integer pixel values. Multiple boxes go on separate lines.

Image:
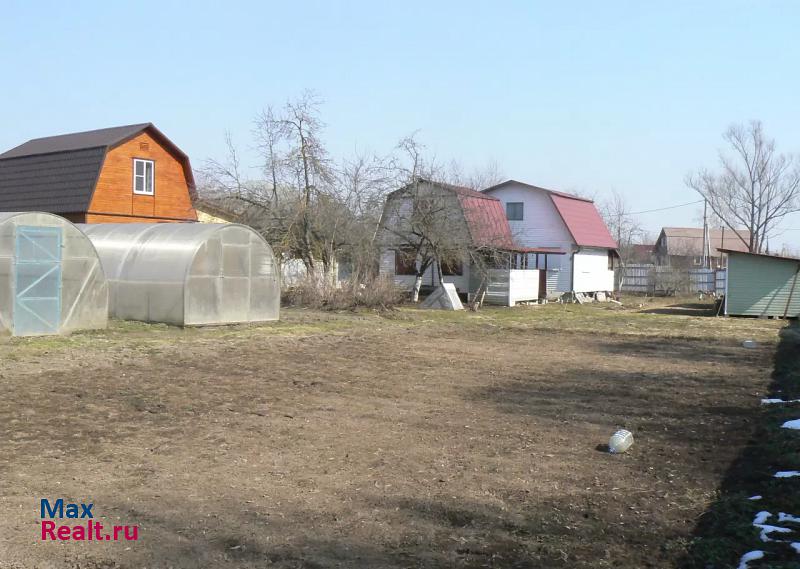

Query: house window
left=395, top=249, right=417, bottom=275
left=441, top=259, right=463, bottom=276
left=608, top=251, right=616, bottom=270
left=133, top=159, right=155, bottom=195
left=506, top=202, right=524, bottom=221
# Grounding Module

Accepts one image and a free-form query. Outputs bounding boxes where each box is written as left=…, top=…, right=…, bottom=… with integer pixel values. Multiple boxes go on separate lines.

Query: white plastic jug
left=609, top=429, right=634, bottom=454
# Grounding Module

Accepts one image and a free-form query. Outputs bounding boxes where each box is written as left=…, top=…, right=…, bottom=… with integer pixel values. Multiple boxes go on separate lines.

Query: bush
left=282, top=274, right=405, bottom=310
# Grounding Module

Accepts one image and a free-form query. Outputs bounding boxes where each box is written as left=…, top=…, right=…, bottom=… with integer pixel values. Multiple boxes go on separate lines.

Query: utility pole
left=702, top=199, right=710, bottom=269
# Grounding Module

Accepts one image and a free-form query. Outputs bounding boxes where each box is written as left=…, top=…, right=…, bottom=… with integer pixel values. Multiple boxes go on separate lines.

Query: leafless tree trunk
left=686, top=121, right=800, bottom=253
left=599, top=189, right=643, bottom=290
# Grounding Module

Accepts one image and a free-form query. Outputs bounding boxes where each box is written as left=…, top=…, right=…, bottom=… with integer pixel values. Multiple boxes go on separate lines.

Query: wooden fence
left=616, top=264, right=726, bottom=295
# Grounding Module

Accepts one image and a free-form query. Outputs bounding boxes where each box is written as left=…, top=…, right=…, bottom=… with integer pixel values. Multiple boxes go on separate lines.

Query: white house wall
left=573, top=248, right=614, bottom=292
left=484, top=182, right=575, bottom=292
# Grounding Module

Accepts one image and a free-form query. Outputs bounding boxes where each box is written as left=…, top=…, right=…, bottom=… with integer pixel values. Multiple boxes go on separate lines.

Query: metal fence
left=617, top=264, right=726, bottom=295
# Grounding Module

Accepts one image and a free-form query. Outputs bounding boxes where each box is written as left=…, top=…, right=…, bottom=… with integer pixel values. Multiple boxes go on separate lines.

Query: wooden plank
left=89, top=132, right=197, bottom=222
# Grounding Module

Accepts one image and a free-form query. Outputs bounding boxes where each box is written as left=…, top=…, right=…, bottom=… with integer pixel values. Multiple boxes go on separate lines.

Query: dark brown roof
left=0, top=123, right=195, bottom=214
left=0, top=123, right=151, bottom=159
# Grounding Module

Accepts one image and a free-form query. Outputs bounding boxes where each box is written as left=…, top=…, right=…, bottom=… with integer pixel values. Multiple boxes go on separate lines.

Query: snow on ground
left=775, top=471, right=800, bottom=478
left=761, top=398, right=800, bottom=405
left=749, top=495, right=763, bottom=500
left=737, top=550, right=764, bottom=569
left=781, top=419, right=800, bottom=430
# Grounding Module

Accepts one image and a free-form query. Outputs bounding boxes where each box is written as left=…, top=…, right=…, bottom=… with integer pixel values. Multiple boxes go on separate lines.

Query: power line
left=629, top=199, right=704, bottom=215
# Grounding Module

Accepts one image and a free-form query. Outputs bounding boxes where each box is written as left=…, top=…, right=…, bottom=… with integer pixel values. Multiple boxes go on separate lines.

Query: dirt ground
left=0, top=300, right=786, bottom=568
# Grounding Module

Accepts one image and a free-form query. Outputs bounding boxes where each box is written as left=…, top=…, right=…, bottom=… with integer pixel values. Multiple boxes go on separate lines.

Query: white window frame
left=133, top=158, right=155, bottom=196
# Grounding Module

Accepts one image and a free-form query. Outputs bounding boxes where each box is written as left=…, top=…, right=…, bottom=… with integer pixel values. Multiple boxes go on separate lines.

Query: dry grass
left=0, top=300, right=787, bottom=568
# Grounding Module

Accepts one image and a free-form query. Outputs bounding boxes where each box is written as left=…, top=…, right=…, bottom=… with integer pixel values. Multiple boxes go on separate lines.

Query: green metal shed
left=721, top=249, right=800, bottom=318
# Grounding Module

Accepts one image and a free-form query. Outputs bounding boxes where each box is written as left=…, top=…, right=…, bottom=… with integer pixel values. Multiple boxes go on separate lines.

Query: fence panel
left=618, top=264, right=726, bottom=295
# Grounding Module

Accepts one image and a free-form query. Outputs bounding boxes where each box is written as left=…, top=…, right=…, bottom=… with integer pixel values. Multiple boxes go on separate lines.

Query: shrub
left=282, top=274, right=405, bottom=310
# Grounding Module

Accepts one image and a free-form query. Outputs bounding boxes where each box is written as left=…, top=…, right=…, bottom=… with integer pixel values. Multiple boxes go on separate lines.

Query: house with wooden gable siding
left=0, top=123, right=197, bottom=223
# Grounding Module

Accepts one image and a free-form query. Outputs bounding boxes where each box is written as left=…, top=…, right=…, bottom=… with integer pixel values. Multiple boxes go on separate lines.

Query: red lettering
left=72, top=525, right=86, bottom=540
left=113, top=525, right=122, bottom=540
left=57, top=526, right=71, bottom=540
left=94, top=522, right=103, bottom=540
left=124, top=526, right=138, bottom=541
left=41, top=521, right=56, bottom=540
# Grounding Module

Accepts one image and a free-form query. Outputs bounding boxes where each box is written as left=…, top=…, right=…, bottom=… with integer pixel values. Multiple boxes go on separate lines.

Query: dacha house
left=0, top=123, right=197, bottom=224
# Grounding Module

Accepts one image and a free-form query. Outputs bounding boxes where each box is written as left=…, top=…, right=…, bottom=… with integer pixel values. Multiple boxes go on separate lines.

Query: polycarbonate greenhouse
left=78, top=223, right=280, bottom=326
left=0, top=212, right=108, bottom=336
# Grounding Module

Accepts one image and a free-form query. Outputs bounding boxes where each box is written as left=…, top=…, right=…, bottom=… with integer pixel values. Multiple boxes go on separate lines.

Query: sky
left=2, top=1, right=800, bottom=249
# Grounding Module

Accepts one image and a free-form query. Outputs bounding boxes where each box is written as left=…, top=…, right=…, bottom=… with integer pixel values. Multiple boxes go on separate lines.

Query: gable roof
left=659, top=227, right=751, bottom=255
left=483, top=179, right=593, bottom=202
left=0, top=124, right=151, bottom=159
left=385, top=179, right=516, bottom=250
left=0, top=123, right=195, bottom=214
left=550, top=194, right=617, bottom=249
left=483, top=179, right=617, bottom=249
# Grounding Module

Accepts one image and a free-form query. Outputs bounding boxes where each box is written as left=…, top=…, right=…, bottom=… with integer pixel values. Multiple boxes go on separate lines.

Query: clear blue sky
left=3, top=1, right=800, bottom=248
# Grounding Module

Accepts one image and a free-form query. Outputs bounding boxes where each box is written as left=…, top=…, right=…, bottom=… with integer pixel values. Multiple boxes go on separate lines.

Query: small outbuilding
left=721, top=249, right=800, bottom=318
left=0, top=212, right=108, bottom=336
left=79, top=223, right=280, bottom=326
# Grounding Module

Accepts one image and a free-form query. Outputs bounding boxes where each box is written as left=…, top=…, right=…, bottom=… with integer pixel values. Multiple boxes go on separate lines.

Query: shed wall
left=727, top=254, right=800, bottom=317
left=573, top=248, right=614, bottom=293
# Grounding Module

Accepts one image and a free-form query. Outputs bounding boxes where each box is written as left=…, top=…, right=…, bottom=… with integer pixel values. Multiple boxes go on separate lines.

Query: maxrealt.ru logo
left=40, top=499, right=138, bottom=541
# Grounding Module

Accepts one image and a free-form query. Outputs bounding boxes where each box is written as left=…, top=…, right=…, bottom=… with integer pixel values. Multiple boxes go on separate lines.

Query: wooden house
left=0, top=123, right=197, bottom=223
left=378, top=179, right=560, bottom=305
left=482, top=180, right=618, bottom=296
left=654, top=227, right=750, bottom=268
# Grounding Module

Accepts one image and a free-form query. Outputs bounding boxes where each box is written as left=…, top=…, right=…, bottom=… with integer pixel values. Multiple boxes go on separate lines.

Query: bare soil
left=0, top=301, right=785, bottom=568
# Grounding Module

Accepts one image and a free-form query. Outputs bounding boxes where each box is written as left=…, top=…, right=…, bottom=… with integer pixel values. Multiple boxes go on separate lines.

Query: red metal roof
left=457, top=193, right=516, bottom=249
left=550, top=194, right=617, bottom=249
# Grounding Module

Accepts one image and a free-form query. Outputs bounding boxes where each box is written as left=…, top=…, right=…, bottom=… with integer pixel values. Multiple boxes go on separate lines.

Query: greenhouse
left=0, top=212, right=108, bottom=336
left=78, top=223, right=280, bottom=326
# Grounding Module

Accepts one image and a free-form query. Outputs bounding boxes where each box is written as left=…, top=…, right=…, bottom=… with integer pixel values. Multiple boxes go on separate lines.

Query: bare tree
left=447, top=159, right=505, bottom=191
left=599, top=189, right=643, bottom=262
left=686, top=121, right=800, bottom=253
left=253, top=106, right=286, bottom=205
left=599, top=190, right=644, bottom=290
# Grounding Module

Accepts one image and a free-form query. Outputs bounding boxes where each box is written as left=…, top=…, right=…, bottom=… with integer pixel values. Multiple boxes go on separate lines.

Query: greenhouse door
left=13, top=226, right=62, bottom=335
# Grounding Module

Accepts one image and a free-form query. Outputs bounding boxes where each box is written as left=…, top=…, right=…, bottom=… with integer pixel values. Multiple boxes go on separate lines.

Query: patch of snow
left=792, top=542, right=800, bottom=554
left=782, top=419, right=800, bottom=430
left=775, top=471, right=800, bottom=478
left=754, top=523, right=793, bottom=542
left=762, top=398, right=800, bottom=405
left=753, top=511, right=772, bottom=525
left=779, top=513, right=800, bottom=523
left=737, top=550, right=764, bottom=569
left=749, top=495, right=763, bottom=500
